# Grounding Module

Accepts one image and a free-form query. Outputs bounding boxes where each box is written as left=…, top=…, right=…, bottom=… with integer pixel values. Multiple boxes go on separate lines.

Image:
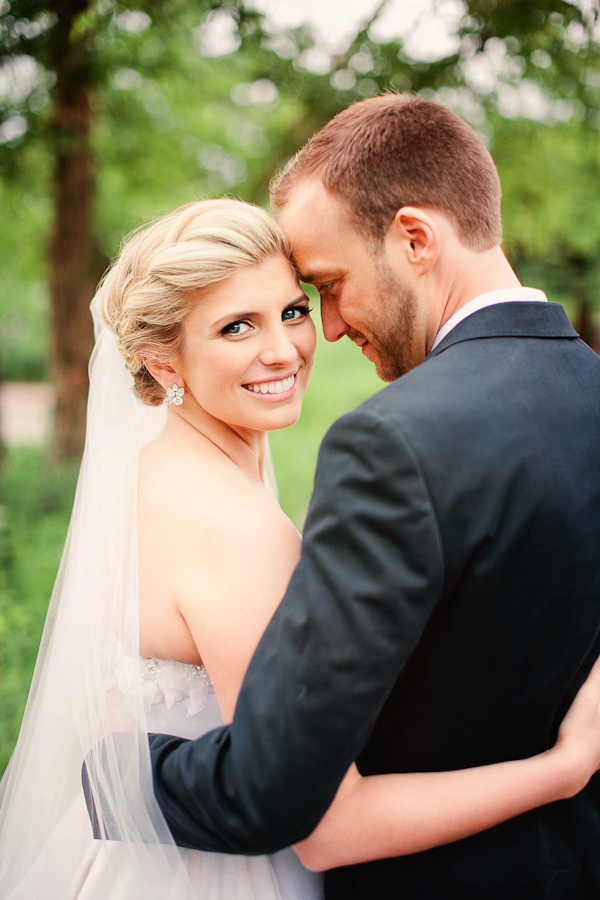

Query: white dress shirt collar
left=431, top=287, right=548, bottom=353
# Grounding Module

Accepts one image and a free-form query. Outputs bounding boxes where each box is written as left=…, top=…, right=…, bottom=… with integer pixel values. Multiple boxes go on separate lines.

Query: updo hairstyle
left=100, top=199, right=292, bottom=406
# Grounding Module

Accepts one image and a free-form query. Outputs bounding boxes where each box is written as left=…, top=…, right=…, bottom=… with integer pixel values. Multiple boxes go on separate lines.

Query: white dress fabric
left=75, top=653, right=322, bottom=900
left=0, top=291, right=322, bottom=900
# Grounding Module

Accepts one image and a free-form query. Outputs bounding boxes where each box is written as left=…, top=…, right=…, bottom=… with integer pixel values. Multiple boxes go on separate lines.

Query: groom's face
left=278, top=178, right=424, bottom=381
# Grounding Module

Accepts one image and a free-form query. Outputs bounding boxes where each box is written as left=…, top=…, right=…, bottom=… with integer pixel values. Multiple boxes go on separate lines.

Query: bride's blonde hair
left=100, top=199, right=291, bottom=406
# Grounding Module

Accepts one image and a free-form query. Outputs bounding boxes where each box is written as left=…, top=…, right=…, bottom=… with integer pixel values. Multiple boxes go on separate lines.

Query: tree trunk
left=48, top=1, right=103, bottom=460
left=568, top=254, right=598, bottom=354
left=574, top=298, right=598, bottom=351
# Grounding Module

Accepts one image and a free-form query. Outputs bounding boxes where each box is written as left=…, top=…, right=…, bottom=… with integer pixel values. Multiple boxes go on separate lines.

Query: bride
left=1, top=199, right=600, bottom=900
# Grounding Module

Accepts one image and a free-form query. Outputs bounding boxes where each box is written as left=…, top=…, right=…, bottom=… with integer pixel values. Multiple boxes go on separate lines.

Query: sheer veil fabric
left=0, top=294, right=318, bottom=899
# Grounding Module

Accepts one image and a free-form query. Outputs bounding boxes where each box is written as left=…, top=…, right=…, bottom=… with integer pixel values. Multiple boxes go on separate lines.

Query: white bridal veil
left=0, top=293, right=203, bottom=898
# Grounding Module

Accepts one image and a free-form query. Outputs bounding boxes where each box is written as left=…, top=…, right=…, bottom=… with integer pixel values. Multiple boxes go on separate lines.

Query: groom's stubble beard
left=349, top=255, right=420, bottom=383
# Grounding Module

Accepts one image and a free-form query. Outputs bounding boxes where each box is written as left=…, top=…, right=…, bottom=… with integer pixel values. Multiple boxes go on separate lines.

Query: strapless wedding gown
left=6, top=653, right=323, bottom=900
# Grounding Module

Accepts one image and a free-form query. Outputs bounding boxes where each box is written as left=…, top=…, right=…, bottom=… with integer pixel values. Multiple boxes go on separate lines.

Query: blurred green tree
left=494, top=116, right=600, bottom=346
left=0, top=0, right=272, bottom=458
left=0, top=0, right=598, bottom=458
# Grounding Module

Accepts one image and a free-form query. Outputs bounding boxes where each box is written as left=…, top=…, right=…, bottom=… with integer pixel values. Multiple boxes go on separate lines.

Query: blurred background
left=0, top=0, right=599, bottom=774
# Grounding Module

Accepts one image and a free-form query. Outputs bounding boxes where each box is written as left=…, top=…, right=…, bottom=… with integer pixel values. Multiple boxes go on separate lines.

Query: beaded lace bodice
left=110, top=643, right=215, bottom=719
left=138, top=656, right=215, bottom=716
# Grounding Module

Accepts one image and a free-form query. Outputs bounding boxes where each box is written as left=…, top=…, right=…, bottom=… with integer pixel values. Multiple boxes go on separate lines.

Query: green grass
left=0, top=449, right=79, bottom=773
left=0, top=282, right=50, bottom=381
left=0, top=324, right=382, bottom=775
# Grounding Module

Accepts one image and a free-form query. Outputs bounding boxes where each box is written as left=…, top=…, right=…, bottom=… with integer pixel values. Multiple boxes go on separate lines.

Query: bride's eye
left=222, top=320, right=252, bottom=337
left=282, top=306, right=313, bottom=322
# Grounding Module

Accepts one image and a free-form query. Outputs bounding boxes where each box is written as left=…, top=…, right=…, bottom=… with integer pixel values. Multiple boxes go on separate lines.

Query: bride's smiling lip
left=241, top=370, right=299, bottom=401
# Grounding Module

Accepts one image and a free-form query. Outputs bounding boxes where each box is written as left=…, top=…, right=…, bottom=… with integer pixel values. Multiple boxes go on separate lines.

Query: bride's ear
left=141, top=356, right=182, bottom=393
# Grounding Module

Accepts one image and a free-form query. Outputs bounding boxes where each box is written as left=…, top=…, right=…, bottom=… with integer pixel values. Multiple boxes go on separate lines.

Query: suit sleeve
left=149, top=406, right=445, bottom=853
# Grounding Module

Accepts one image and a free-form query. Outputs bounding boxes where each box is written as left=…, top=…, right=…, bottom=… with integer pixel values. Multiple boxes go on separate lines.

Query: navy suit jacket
left=150, top=301, right=600, bottom=898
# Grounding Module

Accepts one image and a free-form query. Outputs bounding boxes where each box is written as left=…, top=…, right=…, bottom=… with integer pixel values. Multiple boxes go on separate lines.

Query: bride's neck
left=165, top=406, right=268, bottom=486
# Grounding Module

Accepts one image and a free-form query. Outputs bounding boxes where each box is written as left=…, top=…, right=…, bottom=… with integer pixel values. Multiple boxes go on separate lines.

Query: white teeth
left=245, top=375, right=295, bottom=394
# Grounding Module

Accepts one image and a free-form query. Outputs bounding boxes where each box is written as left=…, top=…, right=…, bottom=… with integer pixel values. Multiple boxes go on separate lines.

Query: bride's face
left=175, top=254, right=316, bottom=432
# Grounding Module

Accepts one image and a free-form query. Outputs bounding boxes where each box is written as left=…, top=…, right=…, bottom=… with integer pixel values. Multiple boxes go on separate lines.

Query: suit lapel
left=429, top=301, right=579, bottom=359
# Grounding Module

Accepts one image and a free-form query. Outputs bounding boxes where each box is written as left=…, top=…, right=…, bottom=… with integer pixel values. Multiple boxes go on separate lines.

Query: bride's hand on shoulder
left=550, top=655, right=600, bottom=797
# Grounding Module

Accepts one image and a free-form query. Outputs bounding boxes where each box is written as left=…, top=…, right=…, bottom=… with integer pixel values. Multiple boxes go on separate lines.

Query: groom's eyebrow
left=297, top=267, right=338, bottom=286
left=298, top=272, right=326, bottom=287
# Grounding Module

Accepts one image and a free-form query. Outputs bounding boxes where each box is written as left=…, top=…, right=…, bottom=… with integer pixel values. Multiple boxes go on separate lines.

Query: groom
left=149, top=95, right=600, bottom=896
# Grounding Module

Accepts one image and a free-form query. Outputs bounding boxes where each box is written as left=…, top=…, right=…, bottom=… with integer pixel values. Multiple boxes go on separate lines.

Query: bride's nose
left=258, top=325, right=299, bottom=367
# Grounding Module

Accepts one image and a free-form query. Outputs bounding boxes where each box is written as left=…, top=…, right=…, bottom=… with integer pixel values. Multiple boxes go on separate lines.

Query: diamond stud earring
left=163, top=383, right=184, bottom=406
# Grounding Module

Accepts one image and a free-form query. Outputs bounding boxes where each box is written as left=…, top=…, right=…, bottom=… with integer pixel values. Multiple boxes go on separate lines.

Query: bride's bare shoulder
left=138, top=432, right=297, bottom=552
left=137, top=430, right=300, bottom=666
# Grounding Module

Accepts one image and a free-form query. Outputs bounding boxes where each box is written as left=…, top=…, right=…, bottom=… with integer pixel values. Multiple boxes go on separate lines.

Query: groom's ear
left=387, top=206, right=440, bottom=273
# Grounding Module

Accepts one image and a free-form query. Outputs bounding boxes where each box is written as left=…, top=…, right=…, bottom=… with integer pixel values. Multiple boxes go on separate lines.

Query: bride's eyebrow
left=213, top=310, right=258, bottom=328
left=212, top=295, right=309, bottom=329
left=286, top=292, right=310, bottom=305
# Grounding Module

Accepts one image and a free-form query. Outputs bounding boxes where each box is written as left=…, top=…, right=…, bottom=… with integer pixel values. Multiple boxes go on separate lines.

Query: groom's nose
left=321, top=295, right=350, bottom=343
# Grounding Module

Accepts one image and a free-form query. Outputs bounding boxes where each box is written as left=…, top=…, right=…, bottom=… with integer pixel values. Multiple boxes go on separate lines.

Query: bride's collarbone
left=143, top=416, right=269, bottom=482
left=140, top=438, right=280, bottom=521
left=142, top=438, right=272, bottom=499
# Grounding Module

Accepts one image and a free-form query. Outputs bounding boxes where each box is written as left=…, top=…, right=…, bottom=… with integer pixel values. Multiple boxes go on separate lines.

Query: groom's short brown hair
left=271, top=93, right=502, bottom=251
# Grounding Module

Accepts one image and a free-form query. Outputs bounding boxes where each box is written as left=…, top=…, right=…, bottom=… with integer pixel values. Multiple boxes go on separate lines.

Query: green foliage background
left=1, top=0, right=599, bottom=383
left=1, top=0, right=599, bottom=774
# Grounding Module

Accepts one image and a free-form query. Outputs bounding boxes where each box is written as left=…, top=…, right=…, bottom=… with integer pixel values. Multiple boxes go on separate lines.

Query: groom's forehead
left=278, top=177, right=345, bottom=232
left=279, top=180, right=362, bottom=272
left=287, top=245, right=347, bottom=287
